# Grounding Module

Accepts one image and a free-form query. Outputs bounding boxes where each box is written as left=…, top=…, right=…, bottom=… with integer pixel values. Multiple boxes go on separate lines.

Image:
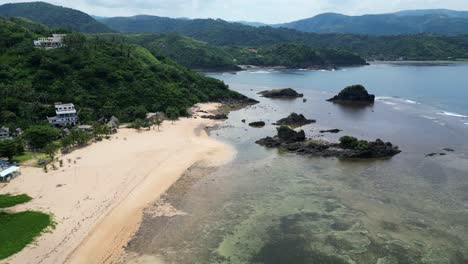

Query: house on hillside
left=33, top=34, right=66, bottom=49
left=0, top=127, right=10, bottom=139
left=47, top=103, right=79, bottom=126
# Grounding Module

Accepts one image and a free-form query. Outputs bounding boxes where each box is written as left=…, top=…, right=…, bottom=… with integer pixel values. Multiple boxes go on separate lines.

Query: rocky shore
left=256, top=126, right=401, bottom=159
left=274, top=113, right=316, bottom=127
left=258, top=88, right=303, bottom=98
left=327, top=85, right=375, bottom=104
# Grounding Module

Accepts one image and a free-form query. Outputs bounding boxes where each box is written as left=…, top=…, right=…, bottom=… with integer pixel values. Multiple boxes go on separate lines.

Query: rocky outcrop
left=320, top=129, right=342, bottom=133
left=201, top=114, right=228, bottom=120
left=249, top=121, right=266, bottom=128
left=256, top=128, right=400, bottom=159
left=274, top=113, right=316, bottom=127
left=258, top=88, right=303, bottom=98
left=327, top=85, right=375, bottom=104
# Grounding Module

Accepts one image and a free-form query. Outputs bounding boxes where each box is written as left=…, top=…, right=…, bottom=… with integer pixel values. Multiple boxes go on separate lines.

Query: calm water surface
left=127, top=63, right=468, bottom=264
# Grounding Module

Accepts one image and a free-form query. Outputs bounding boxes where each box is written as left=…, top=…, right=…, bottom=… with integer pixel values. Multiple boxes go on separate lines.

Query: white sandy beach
left=0, top=103, right=235, bottom=264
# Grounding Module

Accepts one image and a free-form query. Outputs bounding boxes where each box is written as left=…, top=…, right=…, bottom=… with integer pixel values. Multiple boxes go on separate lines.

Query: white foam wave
left=438, top=111, right=468, bottom=118
left=249, top=70, right=272, bottom=74
left=404, top=99, right=419, bottom=104
left=421, top=115, right=437, bottom=120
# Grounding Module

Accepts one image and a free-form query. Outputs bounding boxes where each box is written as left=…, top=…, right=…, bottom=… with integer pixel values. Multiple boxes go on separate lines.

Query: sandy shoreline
left=0, top=103, right=235, bottom=264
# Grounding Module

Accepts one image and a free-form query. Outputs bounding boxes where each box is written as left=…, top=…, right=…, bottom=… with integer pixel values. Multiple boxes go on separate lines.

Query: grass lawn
left=0, top=211, right=52, bottom=259
left=12, top=151, right=47, bottom=166
left=0, top=194, right=32, bottom=208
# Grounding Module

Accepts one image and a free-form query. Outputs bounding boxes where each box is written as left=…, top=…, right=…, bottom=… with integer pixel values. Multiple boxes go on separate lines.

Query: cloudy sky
left=3, top=0, right=468, bottom=23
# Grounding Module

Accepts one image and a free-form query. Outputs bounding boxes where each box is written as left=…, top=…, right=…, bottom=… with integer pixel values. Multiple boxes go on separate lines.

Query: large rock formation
left=258, top=88, right=303, bottom=98
left=249, top=121, right=266, bottom=128
left=274, top=113, right=316, bottom=127
left=327, top=85, right=375, bottom=104
left=256, top=128, right=400, bottom=159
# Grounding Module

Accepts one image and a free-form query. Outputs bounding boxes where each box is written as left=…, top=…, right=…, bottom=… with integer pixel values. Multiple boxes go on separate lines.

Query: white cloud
left=1, top=0, right=468, bottom=23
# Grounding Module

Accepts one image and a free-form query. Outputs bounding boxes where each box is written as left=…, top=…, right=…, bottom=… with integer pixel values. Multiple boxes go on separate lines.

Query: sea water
left=126, top=63, right=468, bottom=264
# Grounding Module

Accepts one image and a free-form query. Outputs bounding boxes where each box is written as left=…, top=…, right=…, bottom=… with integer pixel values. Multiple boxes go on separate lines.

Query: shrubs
left=23, top=125, right=60, bottom=150
left=0, top=138, right=24, bottom=161
left=339, top=136, right=369, bottom=151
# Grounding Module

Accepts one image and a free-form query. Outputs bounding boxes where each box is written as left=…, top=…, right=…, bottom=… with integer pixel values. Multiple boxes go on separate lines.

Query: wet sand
left=0, top=103, right=235, bottom=264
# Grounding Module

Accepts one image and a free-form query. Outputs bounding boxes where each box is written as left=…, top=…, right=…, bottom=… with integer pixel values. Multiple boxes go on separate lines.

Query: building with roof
left=48, top=103, right=79, bottom=126
left=33, top=34, right=66, bottom=49
left=0, top=161, right=20, bottom=182
left=0, top=127, right=10, bottom=139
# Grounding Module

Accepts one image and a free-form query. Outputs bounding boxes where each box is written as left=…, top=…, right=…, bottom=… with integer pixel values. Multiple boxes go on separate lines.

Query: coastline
left=0, top=103, right=236, bottom=264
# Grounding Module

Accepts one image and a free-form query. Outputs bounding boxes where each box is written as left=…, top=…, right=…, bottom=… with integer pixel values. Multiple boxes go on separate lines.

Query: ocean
left=126, top=63, right=468, bottom=264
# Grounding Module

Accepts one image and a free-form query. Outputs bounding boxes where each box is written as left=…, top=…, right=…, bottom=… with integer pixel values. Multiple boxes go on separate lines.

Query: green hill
left=0, top=18, right=245, bottom=128
left=100, top=15, right=468, bottom=61
left=275, top=11, right=468, bottom=35
left=117, top=34, right=366, bottom=70
left=225, top=44, right=366, bottom=68
left=0, top=2, right=112, bottom=33
left=124, top=34, right=240, bottom=70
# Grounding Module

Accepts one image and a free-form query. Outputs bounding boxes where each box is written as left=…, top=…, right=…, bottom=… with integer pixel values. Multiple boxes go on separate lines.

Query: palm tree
left=153, top=118, right=163, bottom=131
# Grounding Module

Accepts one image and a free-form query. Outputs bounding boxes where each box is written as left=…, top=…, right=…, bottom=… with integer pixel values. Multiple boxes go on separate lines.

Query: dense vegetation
left=121, top=34, right=240, bottom=70
left=100, top=15, right=468, bottom=60
left=3, top=3, right=468, bottom=61
left=0, top=194, right=52, bottom=260
left=0, top=18, right=245, bottom=130
left=0, top=194, right=32, bottom=208
left=113, top=34, right=366, bottom=69
left=274, top=11, right=468, bottom=35
left=225, top=44, right=366, bottom=68
left=0, top=2, right=112, bottom=33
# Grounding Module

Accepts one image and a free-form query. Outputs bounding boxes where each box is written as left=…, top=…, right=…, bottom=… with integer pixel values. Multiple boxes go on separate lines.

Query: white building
left=48, top=103, right=79, bottom=126
left=0, top=127, right=10, bottom=139
left=33, top=34, right=66, bottom=49
left=0, top=160, right=20, bottom=182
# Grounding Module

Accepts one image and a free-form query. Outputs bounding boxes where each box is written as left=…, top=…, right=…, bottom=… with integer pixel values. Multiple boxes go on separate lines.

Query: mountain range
left=0, top=2, right=112, bottom=33
left=1, top=2, right=468, bottom=62
left=274, top=10, right=468, bottom=35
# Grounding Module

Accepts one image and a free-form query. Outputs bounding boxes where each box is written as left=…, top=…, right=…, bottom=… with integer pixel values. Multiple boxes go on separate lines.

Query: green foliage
left=0, top=194, right=32, bottom=208
left=337, top=85, right=369, bottom=97
left=153, top=118, right=163, bottom=131
left=100, top=15, right=468, bottom=60
left=24, top=125, right=60, bottom=149
left=276, top=12, right=468, bottom=35
left=0, top=2, right=112, bottom=33
left=129, top=119, right=151, bottom=130
left=122, top=34, right=240, bottom=70
left=339, top=136, right=370, bottom=151
left=226, top=44, right=366, bottom=67
left=0, top=18, right=245, bottom=129
left=166, top=106, right=180, bottom=123
left=43, top=142, right=60, bottom=159
left=0, top=211, right=52, bottom=259
left=60, top=130, right=93, bottom=150
left=0, top=138, right=24, bottom=161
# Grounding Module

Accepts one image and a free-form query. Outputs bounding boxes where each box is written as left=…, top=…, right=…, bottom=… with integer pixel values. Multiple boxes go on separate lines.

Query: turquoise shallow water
left=127, top=64, right=468, bottom=264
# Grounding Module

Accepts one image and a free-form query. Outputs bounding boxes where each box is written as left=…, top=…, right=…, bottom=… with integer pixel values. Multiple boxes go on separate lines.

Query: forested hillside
left=0, top=18, right=245, bottom=129
left=110, top=34, right=366, bottom=70
left=224, top=44, right=366, bottom=68
left=0, top=2, right=112, bottom=33
left=275, top=11, right=468, bottom=35
left=100, top=15, right=468, bottom=60
left=123, top=34, right=240, bottom=70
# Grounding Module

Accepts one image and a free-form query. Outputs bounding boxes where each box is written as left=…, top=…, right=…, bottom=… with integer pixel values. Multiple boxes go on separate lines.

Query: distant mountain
left=394, top=9, right=468, bottom=18
left=0, top=2, right=113, bottom=33
left=234, top=21, right=269, bottom=27
left=275, top=10, right=468, bottom=35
